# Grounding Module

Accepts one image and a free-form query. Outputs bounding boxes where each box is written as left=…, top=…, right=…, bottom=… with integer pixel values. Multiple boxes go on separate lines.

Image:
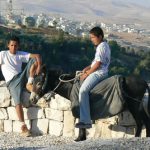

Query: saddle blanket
left=70, top=75, right=125, bottom=120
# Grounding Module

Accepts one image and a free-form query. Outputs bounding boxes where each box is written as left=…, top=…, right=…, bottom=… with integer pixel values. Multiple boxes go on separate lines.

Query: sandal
left=21, top=124, right=31, bottom=137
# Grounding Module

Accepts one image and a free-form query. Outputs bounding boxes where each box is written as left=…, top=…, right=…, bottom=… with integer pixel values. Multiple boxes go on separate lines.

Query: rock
left=0, top=87, right=11, bottom=107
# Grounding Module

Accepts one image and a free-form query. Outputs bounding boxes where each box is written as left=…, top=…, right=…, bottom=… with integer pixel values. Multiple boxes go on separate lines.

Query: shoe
left=75, top=122, right=92, bottom=129
left=20, top=124, right=31, bottom=137
left=26, top=83, right=33, bottom=92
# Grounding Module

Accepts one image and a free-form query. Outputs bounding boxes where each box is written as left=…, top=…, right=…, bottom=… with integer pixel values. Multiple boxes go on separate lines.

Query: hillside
left=0, top=26, right=150, bottom=81
left=3, top=0, right=150, bottom=28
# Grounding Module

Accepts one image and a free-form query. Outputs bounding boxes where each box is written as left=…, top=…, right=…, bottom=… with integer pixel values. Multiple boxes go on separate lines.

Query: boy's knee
left=30, top=59, right=38, bottom=69
left=29, top=58, right=37, bottom=66
left=79, top=87, right=88, bottom=94
left=15, top=102, right=22, bottom=107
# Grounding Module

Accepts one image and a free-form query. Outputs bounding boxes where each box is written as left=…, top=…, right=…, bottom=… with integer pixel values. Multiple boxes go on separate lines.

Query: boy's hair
left=8, top=36, right=20, bottom=44
left=90, top=26, right=104, bottom=39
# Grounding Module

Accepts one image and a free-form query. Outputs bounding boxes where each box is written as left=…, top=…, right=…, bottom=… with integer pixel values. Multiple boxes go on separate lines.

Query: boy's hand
left=80, top=73, right=88, bottom=81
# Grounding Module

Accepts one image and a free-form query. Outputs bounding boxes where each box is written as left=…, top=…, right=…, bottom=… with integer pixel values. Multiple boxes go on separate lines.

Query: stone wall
left=0, top=81, right=147, bottom=138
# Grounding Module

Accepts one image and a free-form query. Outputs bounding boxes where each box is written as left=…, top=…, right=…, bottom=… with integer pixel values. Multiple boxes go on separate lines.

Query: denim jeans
left=6, top=58, right=36, bottom=106
left=79, top=72, right=108, bottom=124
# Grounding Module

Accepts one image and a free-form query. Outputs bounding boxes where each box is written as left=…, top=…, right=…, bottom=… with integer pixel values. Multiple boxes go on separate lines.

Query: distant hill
left=6, top=0, right=150, bottom=28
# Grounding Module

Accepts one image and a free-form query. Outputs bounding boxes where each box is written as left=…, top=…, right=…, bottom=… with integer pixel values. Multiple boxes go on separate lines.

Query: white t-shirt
left=91, top=41, right=111, bottom=75
left=0, top=50, right=30, bottom=82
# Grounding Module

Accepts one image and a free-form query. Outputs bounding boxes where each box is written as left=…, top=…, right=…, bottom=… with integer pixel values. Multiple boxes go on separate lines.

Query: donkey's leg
left=131, top=112, right=143, bottom=137
left=127, top=103, right=143, bottom=137
left=140, top=109, right=150, bottom=137
left=143, top=118, right=150, bottom=137
left=74, top=128, right=86, bottom=142
left=145, top=123, right=150, bottom=137
left=129, top=109, right=143, bottom=137
left=134, top=119, right=143, bottom=137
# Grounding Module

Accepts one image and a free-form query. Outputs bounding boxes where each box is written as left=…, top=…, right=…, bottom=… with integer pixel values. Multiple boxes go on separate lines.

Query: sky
left=1, top=0, right=149, bottom=14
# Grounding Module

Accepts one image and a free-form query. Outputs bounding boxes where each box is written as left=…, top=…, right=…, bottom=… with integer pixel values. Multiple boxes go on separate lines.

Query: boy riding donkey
left=75, top=27, right=111, bottom=129
left=0, top=36, right=42, bottom=136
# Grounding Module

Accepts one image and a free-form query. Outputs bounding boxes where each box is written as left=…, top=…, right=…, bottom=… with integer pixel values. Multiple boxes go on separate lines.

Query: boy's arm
left=29, top=54, right=42, bottom=75
left=86, top=61, right=101, bottom=75
left=80, top=61, right=101, bottom=80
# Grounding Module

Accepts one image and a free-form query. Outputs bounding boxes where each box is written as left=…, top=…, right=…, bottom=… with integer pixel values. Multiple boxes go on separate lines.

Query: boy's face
left=8, top=40, right=19, bottom=54
left=90, top=33, right=102, bottom=46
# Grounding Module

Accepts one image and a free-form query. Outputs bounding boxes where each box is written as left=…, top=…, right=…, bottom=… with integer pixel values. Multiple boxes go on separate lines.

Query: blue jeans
left=79, top=72, right=108, bottom=124
left=6, top=58, right=36, bottom=106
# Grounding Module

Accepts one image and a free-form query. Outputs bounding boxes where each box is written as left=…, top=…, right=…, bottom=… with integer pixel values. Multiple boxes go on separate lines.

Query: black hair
left=90, top=26, right=104, bottom=39
left=8, top=36, right=20, bottom=44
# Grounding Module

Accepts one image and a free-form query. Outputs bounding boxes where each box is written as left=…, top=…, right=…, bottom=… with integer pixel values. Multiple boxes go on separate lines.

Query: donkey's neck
left=56, top=82, right=73, bottom=100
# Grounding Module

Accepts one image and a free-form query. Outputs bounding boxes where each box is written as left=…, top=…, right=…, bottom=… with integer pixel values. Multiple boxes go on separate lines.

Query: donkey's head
left=29, top=64, right=47, bottom=104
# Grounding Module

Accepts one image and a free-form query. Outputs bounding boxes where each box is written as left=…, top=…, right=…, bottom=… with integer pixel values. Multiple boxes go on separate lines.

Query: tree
left=108, top=40, right=120, bottom=57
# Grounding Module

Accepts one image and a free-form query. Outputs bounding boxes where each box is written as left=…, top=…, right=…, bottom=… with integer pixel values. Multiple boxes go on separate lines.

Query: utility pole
left=0, top=0, right=24, bottom=16
left=0, top=0, right=6, bottom=23
left=7, top=0, right=13, bottom=15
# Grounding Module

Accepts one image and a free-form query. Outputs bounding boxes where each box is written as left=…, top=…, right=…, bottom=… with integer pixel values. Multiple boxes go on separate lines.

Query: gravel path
left=1, top=132, right=150, bottom=150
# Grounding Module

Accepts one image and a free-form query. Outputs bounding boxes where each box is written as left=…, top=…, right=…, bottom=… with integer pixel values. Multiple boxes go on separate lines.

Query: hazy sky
left=1, top=0, right=149, bottom=14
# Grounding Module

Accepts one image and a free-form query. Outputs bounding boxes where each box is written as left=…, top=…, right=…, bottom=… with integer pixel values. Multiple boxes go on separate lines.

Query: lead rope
left=53, top=71, right=84, bottom=91
left=44, top=71, right=83, bottom=100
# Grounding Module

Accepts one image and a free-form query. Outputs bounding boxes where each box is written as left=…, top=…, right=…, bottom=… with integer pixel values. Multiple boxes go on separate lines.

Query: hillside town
left=0, top=12, right=149, bottom=37
left=0, top=0, right=150, bottom=50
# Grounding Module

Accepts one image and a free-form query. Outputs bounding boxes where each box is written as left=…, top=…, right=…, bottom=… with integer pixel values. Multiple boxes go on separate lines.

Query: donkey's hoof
left=74, top=136, right=86, bottom=142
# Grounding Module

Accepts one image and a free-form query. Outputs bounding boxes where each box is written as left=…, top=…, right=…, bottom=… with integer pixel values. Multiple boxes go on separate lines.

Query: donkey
left=31, top=69, right=150, bottom=141
left=29, top=64, right=47, bottom=104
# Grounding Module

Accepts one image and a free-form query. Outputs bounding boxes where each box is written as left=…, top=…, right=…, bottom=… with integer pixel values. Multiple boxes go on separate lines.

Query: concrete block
left=49, top=94, right=71, bottom=111
left=23, top=107, right=45, bottom=120
left=4, top=120, right=13, bottom=132
left=31, top=119, right=49, bottom=135
left=63, top=111, right=75, bottom=137
left=49, top=120, right=63, bottom=136
left=0, top=120, right=4, bottom=132
left=0, top=108, right=8, bottom=119
left=13, top=120, right=31, bottom=133
left=0, top=87, right=11, bottom=107
left=45, top=108, right=63, bottom=121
